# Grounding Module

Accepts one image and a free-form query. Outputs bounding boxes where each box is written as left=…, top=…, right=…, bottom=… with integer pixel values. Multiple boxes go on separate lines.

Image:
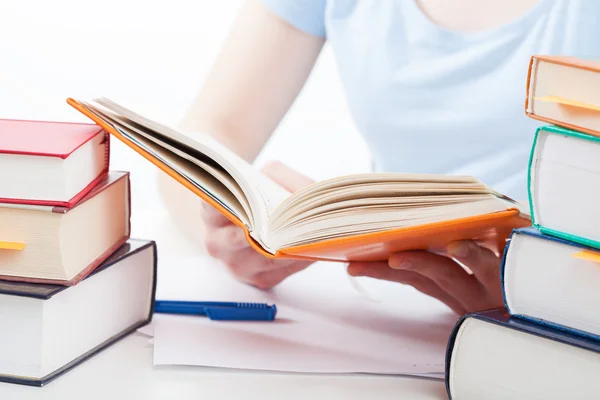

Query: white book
left=447, top=309, right=600, bottom=400
left=0, top=239, right=156, bottom=386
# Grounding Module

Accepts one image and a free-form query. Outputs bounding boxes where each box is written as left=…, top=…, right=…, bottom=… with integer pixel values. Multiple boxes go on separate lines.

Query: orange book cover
left=525, top=55, right=600, bottom=137
left=67, top=98, right=531, bottom=262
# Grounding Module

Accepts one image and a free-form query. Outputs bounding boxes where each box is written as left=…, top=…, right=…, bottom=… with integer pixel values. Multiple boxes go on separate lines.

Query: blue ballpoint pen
left=154, top=300, right=277, bottom=321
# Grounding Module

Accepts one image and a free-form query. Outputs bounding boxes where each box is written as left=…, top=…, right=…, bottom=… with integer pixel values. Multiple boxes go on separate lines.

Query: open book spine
left=66, top=98, right=274, bottom=260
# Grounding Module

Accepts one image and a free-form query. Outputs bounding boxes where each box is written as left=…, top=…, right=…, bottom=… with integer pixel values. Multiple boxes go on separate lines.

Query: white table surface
left=0, top=331, right=447, bottom=400
left=0, top=200, right=450, bottom=400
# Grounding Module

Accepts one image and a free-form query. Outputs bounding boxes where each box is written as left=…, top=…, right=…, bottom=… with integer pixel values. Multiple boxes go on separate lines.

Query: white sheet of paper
left=151, top=256, right=458, bottom=376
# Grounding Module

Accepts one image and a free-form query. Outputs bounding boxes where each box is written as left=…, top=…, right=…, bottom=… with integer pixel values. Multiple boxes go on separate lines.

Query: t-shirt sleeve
left=259, top=0, right=327, bottom=37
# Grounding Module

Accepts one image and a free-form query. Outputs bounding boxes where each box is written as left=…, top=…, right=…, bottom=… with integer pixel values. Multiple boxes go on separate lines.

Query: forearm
left=179, top=0, right=325, bottom=163
left=180, top=113, right=262, bottom=163
left=159, top=0, right=324, bottom=237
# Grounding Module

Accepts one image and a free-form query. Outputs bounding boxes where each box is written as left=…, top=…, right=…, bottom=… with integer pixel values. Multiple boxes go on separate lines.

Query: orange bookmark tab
left=572, top=250, right=600, bottom=262
left=535, top=96, right=600, bottom=112
left=0, top=241, right=25, bottom=250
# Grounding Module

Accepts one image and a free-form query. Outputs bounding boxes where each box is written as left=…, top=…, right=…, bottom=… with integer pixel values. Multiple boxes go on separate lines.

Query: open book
left=67, top=97, right=530, bottom=261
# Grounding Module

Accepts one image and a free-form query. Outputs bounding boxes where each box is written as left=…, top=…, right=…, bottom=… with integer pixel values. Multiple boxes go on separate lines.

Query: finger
left=224, top=247, right=311, bottom=288
left=204, top=224, right=249, bottom=260
left=348, top=262, right=466, bottom=315
left=201, top=202, right=232, bottom=228
left=222, top=247, right=271, bottom=278
left=249, top=261, right=311, bottom=290
left=347, top=261, right=389, bottom=277
left=223, top=246, right=303, bottom=278
left=262, top=160, right=314, bottom=193
left=446, top=241, right=501, bottom=290
left=388, top=251, right=485, bottom=311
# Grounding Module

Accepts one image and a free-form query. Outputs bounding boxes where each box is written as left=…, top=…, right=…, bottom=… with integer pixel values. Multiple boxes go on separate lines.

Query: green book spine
left=526, top=126, right=541, bottom=226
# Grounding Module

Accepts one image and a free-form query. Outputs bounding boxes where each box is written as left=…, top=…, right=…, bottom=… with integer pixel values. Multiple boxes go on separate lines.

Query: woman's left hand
left=347, top=241, right=504, bottom=315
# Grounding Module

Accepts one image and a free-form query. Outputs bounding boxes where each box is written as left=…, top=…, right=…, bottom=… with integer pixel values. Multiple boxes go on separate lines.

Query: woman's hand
left=347, top=241, right=504, bottom=315
left=203, top=161, right=505, bottom=309
left=202, top=161, right=314, bottom=289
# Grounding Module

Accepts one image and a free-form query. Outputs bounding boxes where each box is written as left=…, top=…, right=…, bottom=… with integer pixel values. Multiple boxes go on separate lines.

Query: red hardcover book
left=0, top=119, right=109, bottom=207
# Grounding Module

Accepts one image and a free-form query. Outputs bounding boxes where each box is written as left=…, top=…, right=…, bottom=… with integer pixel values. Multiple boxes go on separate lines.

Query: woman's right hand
left=201, top=161, right=314, bottom=289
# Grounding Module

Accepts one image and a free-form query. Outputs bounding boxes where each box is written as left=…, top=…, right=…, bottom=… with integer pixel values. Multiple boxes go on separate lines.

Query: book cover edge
left=537, top=226, right=600, bottom=250
left=499, top=229, right=518, bottom=312
left=525, top=55, right=600, bottom=136
left=444, top=314, right=471, bottom=400
left=277, top=208, right=530, bottom=261
left=0, top=123, right=106, bottom=159
left=510, top=313, right=600, bottom=344
left=0, top=319, right=151, bottom=387
left=526, top=127, right=541, bottom=224
left=540, top=124, right=600, bottom=143
left=473, top=309, right=600, bottom=354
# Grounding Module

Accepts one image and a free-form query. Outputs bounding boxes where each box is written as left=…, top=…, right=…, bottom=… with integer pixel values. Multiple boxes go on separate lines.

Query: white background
left=0, top=0, right=372, bottom=258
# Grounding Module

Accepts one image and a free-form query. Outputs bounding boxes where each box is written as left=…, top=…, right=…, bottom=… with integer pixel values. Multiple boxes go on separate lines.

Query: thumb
left=262, top=161, right=314, bottom=193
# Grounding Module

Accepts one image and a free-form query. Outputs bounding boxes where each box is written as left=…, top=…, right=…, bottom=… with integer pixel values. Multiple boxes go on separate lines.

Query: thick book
left=0, top=239, right=156, bottom=386
left=0, top=171, right=131, bottom=285
left=0, top=118, right=109, bottom=207
left=525, top=55, right=600, bottom=137
left=65, top=97, right=530, bottom=261
left=502, top=227, right=600, bottom=339
left=446, top=309, right=600, bottom=400
left=528, top=124, right=600, bottom=247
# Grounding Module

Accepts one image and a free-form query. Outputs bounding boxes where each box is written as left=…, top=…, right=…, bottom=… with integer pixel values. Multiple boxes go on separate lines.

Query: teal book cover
left=527, top=124, right=600, bottom=249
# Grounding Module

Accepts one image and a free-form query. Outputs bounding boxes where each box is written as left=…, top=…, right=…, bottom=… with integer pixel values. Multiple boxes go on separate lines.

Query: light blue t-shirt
left=260, top=0, right=600, bottom=200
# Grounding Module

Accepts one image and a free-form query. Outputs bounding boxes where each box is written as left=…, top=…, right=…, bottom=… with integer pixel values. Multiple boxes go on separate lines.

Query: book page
left=267, top=197, right=509, bottom=249
left=116, top=124, right=250, bottom=227
left=266, top=173, right=514, bottom=249
left=97, top=109, right=255, bottom=225
left=86, top=98, right=290, bottom=244
left=272, top=173, right=498, bottom=219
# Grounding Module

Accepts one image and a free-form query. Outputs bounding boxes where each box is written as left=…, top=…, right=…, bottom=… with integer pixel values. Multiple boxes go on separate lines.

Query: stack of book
left=446, top=56, right=600, bottom=399
left=0, top=119, right=156, bottom=386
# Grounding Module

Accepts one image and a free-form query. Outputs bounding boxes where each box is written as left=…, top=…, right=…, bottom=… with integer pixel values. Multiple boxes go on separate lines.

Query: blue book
left=446, top=308, right=600, bottom=400
left=0, top=239, right=157, bottom=387
left=500, top=227, right=600, bottom=341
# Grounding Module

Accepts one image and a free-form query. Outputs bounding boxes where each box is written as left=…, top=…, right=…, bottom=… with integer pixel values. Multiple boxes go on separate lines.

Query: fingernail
left=347, top=264, right=364, bottom=276
left=389, top=260, right=413, bottom=270
left=448, top=242, right=469, bottom=258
